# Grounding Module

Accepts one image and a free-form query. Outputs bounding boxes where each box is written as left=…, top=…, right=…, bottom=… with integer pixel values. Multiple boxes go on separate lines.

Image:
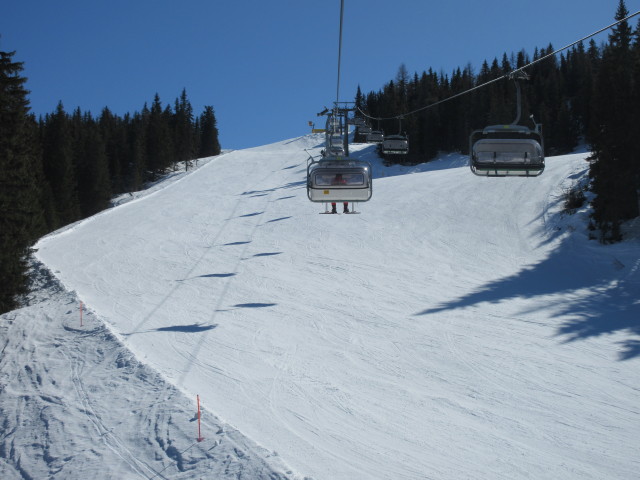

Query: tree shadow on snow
left=415, top=238, right=640, bottom=360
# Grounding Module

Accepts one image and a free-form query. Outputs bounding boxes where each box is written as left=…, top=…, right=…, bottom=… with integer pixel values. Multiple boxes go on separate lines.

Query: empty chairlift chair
left=323, top=112, right=348, bottom=157
left=356, top=124, right=372, bottom=142
left=469, top=71, right=545, bottom=177
left=366, top=130, right=384, bottom=143
left=469, top=125, right=544, bottom=176
left=325, top=133, right=346, bottom=157
left=381, top=134, right=409, bottom=155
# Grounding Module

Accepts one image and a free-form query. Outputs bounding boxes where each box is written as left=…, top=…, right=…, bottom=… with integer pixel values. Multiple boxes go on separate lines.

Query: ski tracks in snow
left=0, top=265, right=297, bottom=480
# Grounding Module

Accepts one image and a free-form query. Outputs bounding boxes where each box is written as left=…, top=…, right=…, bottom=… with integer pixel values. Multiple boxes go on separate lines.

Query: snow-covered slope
left=2, top=133, right=639, bottom=479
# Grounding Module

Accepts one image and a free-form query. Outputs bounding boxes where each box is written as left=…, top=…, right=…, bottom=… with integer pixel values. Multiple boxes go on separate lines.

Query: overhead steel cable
left=357, top=9, right=640, bottom=122
left=336, top=0, right=344, bottom=109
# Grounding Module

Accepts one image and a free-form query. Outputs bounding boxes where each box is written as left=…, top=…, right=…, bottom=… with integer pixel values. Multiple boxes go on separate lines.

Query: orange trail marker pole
left=197, top=395, right=204, bottom=442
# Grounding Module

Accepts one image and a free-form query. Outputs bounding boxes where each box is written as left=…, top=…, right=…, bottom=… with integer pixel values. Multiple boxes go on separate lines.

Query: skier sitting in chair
left=331, top=174, right=349, bottom=214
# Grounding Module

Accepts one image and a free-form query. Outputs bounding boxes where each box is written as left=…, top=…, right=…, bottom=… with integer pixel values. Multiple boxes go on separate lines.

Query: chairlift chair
left=324, top=132, right=346, bottom=157
left=381, top=117, right=409, bottom=154
left=469, top=71, right=545, bottom=177
left=469, top=125, right=544, bottom=176
left=366, top=130, right=384, bottom=143
left=307, top=158, right=372, bottom=203
left=358, top=124, right=372, bottom=136
left=381, top=134, right=409, bottom=155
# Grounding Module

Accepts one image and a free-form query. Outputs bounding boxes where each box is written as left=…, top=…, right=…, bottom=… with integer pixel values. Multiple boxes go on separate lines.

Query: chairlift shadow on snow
left=264, top=216, right=292, bottom=223
left=197, top=273, right=236, bottom=278
left=155, top=323, right=217, bottom=333
left=176, top=272, right=237, bottom=281
left=215, top=302, right=277, bottom=312
left=238, top=211, right=264, bottom=218
left=234, top=303, right=277, bottom=308
left=124, top=323, right=217, bottom=335
left=240, top=188, right=276, bottom=196
left=415, top=238, right=640, bottom=360
left=239, top=179, right=305, bottom=197
left=282, top=180, right=306, bottom=189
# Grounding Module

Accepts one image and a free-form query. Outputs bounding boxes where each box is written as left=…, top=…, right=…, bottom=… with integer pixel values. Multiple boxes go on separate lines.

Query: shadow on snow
left=124, top=323, right=217, bottom=335
left=415, top=235, right=640, bottom=360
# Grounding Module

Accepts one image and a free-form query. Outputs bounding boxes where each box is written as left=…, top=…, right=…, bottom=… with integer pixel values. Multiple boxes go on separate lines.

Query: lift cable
left=356, top=9, right=640, bottom=122
left=336, top=0, right=345, bottom=111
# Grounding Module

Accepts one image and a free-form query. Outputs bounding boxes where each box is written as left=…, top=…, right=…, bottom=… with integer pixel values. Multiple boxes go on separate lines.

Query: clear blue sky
left=2, top=0, right=637, bottom=149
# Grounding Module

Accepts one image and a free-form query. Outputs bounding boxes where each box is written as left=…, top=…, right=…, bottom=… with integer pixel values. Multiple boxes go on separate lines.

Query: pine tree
left=99, top=107, right=127, bottom=193
left=41, top=102, right=80, bottom=226
left=75, top=114, right=111, bottom=217
left=354, top=85, right=364, bottom=116
left=0, top=50, right=45, bottom=312
left=128, top=111, right=148, bottom=191
left=146, top=94, right=173, bottom=179
left=199, top=106, right=221, bottom=157
left=173, top=89, right=195, bottom=169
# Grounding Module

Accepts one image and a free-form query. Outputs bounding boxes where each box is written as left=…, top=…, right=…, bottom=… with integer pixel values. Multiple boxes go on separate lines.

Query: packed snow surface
left=2, top=133, right=639, bottom=479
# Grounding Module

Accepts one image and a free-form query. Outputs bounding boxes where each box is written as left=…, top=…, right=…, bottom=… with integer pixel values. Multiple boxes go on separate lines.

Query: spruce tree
left=0, top=50, right=44, bottom=312
left=76, top=114, right=111, bottom=217
left=146, top=94, right=173, bottom=179
left=354, top=85, right=364, bottom=116
left=199, top=106, right=221, bottom=157
left=173, top=89, right=195, bottom=169
left=128, top=111, right=148, bottom=190
left=99, top=107, right=127, bottom=194
left=41, top=102, right=80, bottom=226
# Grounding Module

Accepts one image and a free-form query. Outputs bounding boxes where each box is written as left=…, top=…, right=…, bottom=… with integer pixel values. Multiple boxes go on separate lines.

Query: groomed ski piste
left=1, top=133, right=639, bottom=479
